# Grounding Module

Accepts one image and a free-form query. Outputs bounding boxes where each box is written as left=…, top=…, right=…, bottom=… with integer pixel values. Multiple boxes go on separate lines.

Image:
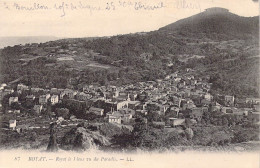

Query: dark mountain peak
left=204, top=7, right=229, bottom=14
left=159, top=8, right=259, bottom=39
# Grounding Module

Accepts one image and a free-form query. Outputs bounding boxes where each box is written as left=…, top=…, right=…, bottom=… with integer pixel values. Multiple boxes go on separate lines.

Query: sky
left=0, top=0, right=259, bottom=37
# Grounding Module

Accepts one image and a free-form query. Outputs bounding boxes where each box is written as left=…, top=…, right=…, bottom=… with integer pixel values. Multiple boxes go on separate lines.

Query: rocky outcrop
left=61, top=126, right=111, bottom=151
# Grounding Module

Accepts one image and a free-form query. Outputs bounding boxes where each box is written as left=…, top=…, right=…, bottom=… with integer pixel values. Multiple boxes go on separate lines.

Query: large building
left=104, top=99, right=129, bottom=112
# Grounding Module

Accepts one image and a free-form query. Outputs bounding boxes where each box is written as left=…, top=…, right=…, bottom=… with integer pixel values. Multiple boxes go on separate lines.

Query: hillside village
left=1, top=68, right=259, bottom=141
left=0, top=7, right=259, bottom=151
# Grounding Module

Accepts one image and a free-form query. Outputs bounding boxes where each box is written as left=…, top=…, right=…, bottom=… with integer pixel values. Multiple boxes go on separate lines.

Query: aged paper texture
left=0, top=0, right=259, bottom=167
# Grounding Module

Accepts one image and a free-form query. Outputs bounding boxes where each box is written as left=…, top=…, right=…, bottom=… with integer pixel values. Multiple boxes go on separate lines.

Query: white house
left=204, top=93, right=212, bottom=101
left=33, top=105, right=43, bottom=114
left=9, top=120, right=17, bottom=130
left=62, top=89, right=77, bottom=99
left=9, top=97, right=18, bottom=105
left=108, top=115, right=121, bottom=124
left=0, top=83, right=7, bottom=90
left=39, top=95, right=48, bottom=104
left=107, top=108, right=134, bottom=124
left=169, top=118, right=185, bottom=127
left=14, top=110, right=20, bottom=114
left=225, top=95, right=235, bottom=105
left=51, top=95, right=59, bottom=104
left=17, top=83, right=29, bottom=92
left=246, top=98, right=260, bottom=104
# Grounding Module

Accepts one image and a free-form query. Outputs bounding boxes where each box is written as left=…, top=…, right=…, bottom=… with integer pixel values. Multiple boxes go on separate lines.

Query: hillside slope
left=0, top=8, right=259, bottom=97
left=159, top=7, right=259, bottom=39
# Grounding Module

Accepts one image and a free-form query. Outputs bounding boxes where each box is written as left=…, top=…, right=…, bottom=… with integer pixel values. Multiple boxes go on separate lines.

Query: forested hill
left=159, top=7, right=259, bottom=39
left=83, top=8, right=259, bottom=59
left=0, top=8, right=259, bottom=98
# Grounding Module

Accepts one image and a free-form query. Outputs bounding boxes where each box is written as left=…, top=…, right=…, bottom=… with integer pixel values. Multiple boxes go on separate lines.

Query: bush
left=99, top=123, right=131, bottom=138
left=162, top=131, right=191, bottom=147
left=55, top=108, right=70, bottom=119
left=192, top=126, right=233, bottom=146
left=232, top=128, right=259, bottom=143
left=30, top=132, right=37, bottom=141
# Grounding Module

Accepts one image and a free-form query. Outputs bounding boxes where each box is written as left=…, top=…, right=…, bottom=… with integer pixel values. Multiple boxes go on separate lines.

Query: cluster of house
left=1, top=69, right=260, bottom=130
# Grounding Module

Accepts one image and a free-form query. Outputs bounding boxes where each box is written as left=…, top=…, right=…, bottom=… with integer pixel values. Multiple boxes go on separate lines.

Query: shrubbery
left=232, top=127, right=259, bottom=143
left=99, top=123, right=132, bottom=138
left=192, top=126, right=233, bottom=146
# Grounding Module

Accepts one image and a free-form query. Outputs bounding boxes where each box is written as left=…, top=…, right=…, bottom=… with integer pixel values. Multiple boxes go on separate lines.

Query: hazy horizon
left=1, top=0, right=259, bottom=38
left=1, top=10, right=259, bottom=39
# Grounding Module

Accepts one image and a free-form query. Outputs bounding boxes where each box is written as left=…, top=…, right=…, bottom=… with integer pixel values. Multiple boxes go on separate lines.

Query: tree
left=85, top=112, right=100, bottom=121
left=131, top=117, right=148, bottom=147
left=10, top=102, right=21, bottom=110
left=47, top=122, right=58, bottom=152
left=45, top=102, right=52, bottom=118
left=185, top=127, right=194, bottom=140
left=201, top=119, right=206, bottom=125
left=55, top=108, right=70, bottom=119
left=73, top=133, right=84, bottom=151
left=30, top=132, right=37, bottom=141
left=185, top=118, right=192, bottom=128
left=147, top=112, right=161, bottom=122
left=222, top=117, right=229, bottom=126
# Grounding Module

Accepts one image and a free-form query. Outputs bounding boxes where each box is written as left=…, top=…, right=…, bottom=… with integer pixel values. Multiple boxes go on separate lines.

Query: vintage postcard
left=0, top=0, right=259, bottom=167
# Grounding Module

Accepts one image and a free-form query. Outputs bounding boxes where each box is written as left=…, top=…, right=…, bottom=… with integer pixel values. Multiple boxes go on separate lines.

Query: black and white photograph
left=0, top=0, right=259, bottom=167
